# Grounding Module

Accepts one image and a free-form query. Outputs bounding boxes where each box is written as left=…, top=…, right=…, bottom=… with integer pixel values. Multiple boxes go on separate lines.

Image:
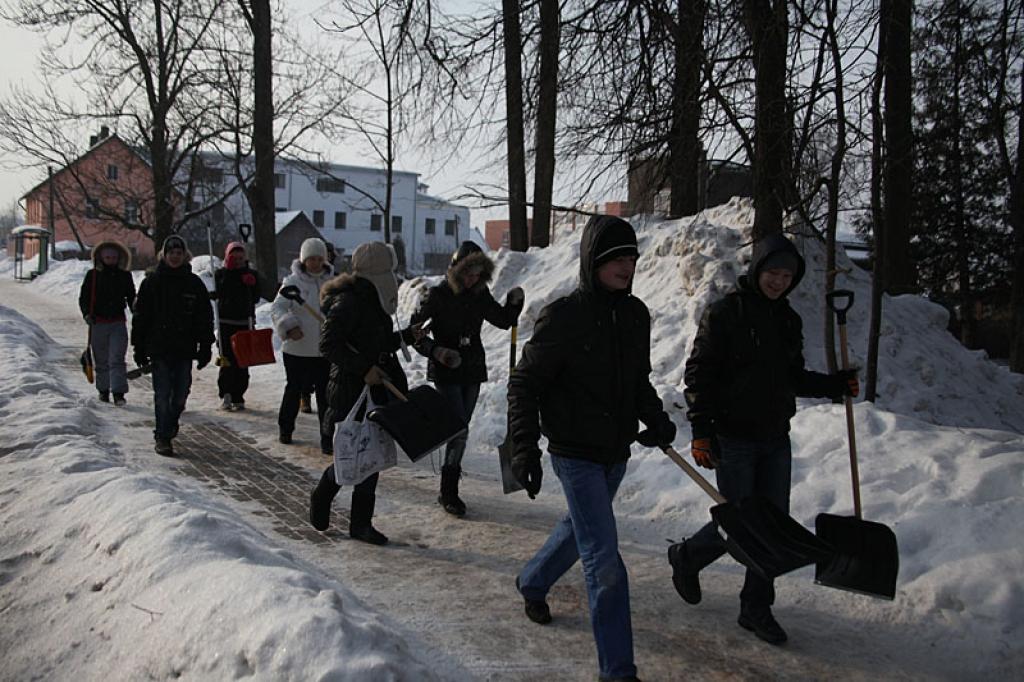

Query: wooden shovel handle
left=662, top=446, right=727, bottom=505
left=837, top=322, right=863, bottom=519
left=379, top=378, right=409, bottom=403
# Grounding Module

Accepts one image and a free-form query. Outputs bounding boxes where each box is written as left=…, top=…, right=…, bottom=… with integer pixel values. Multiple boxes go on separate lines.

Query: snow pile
left=0, top=304, right=438, bottom=680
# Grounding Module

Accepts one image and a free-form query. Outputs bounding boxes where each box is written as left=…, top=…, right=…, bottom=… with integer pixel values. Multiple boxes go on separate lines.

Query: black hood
left=743, top=232, right=806, bottom=299
left=578, top=215, right=637, bottom=293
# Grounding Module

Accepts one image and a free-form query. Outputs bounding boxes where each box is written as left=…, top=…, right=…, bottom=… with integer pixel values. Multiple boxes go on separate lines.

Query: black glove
left=133, top=350, right=148, bottom=368
left=511, top=450, right=542, bottom=499
left=636, top=413, right=676, bottom=448
left=832, top=368, right=860, bottom=400
left=195, top=345, right=212, bottom=370
left=506, top=287, right=525, bottom=308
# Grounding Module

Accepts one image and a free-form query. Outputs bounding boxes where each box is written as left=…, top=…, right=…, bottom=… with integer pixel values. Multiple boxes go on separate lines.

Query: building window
left=85, top=198, right=100, bottom=219
left=334, top=211, right=347, bottom=230
left=391, top=215, right=402, bottom=233
left=370, top=213, right=382, bottom=231
left=124, top=200, right=139, bottom=223
left=444, top=219, right=457, bottom=236
left=425, top=218, right=435, bottom=234
left=273, top=172, right=286, bottom=189
left=106, top=164, right=118, bottom=180
left=313, top=210, right=325, bottom=228
left=315, top=177, right=346, bottom=193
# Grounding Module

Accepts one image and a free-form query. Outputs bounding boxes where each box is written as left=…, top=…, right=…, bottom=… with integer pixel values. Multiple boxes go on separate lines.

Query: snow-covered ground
left=1, top=200, right=1022, bottom=679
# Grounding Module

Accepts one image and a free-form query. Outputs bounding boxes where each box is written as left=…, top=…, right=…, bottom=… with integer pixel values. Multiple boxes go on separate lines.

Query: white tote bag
left=333, top=386, right=398, bottom=486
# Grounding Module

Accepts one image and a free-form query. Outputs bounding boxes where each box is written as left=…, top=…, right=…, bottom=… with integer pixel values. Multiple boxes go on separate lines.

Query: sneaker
left=98, top=391, right=110, bottom=403
left=667, top=541, right=702, bottom=605
left=154, top=439, right=175, bottom=457
left=279, top=433, right=293, bottom=445
left=515, top=576, right=552, bottom=625
left=113, top=393, right=126, bottom=406
left=349, top=525, right=389, bottom=546
left=220, top=396, right=233, bottom=411
left=232, top=402, right=246, bottom=411
left=738, top=607, right=788, bottom=645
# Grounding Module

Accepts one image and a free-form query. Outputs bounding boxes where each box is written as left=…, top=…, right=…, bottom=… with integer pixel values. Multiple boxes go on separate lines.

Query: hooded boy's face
left=164, top=247, right=186, bottom=268
left=596, top=255, right=637, bottom=291
left=100, top=248, right=119, bottom=266
left=758, top=267, right=794, bottom=300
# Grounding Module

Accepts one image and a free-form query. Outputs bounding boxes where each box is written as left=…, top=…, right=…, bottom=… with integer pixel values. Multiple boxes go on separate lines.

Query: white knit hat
left=300, top=237, right=328, bottom=262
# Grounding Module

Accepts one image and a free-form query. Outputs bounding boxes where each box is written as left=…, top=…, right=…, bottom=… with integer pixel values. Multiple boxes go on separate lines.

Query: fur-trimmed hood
left=90, top=240, right=132, bottom=271
left=446, top=251, right=495, bottom=294
left=320, top=272, right=358, bottom=308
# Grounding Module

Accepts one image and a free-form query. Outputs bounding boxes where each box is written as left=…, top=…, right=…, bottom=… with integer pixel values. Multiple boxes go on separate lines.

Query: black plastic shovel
left=279, top=285, right=325, bottom=323
left=815, top=290, right=899, bottom=600
left=662, top=446, right=834, bottom=580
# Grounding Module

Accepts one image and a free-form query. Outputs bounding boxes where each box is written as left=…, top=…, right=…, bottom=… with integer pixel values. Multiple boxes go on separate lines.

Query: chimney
left=99, top=125, right=110, bottom=140
left=89, top=135, right=98, bottom=147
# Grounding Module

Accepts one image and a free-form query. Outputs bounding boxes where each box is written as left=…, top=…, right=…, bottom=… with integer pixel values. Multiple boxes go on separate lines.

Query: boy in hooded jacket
left=213, top=242, right=264, bottom=410
left=410, top=240, right=524, bottom=516
left=670, top=232, right=859, bottom=645
left=271, top=238, right=333, bottom=453
left=308, top=240, right=425, bottom=545
left=79, top=240, right=136, bottom=405
left=131, top=235, right=215, bottom=456
left=508, top=215, right=676, bottom=682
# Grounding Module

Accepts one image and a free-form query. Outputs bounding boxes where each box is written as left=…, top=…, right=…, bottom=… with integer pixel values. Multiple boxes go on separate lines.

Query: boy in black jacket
left=508, top=216, right=675, bottom=682
left=670, top=232, right=858, bottom=645
left=131, top=235, right=215, bottom=456
left=79, top=241, right=136, bottom=405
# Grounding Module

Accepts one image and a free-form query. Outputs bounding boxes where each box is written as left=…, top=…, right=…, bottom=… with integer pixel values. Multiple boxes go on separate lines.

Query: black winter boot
left=738, top=605, right=788, bottom=645
left=309, top=466, right=341, bottom=531
left=438, top=465, right=467, bottom=517
left=349, top=478, right=388, bottom=545
left=667, top=541, right=702, bottom=605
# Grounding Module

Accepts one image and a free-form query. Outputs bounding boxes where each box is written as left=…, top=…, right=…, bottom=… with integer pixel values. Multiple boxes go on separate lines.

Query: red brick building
left=484, top=201, right=630, bottom=250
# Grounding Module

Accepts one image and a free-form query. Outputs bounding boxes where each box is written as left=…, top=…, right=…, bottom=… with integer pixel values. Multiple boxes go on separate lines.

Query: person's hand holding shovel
left=286, top=326, right=304, bottom=341
left=692, top=437, right=719, bottom=469
left=364, top=365, right=389, bottom=386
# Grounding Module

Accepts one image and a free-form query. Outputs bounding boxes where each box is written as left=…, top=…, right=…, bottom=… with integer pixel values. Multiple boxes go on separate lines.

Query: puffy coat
left=507, top=216, right=666, bottom=466
left=78, top=241, right=136, bottom=322
left=131, top=260, right=215, bottom=361
left=213, top=265, right=262, bottom=324
left=684, top=233, right=842, bottom=441
left=271, top=259, right=333, bottom=357
left=319, top=274, right=413, bottom=432
left=410, top=250, right=521, bottom=384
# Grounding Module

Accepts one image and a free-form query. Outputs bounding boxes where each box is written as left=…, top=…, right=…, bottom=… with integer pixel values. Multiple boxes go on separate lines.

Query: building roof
left=275, top=210, right=314, bottom=234
left=20, top=133, right=153, bottom=201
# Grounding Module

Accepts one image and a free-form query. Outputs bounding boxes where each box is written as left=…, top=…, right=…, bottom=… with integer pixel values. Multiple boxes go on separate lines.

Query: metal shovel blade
left=710, top=496, right=836, bottom=580
left=815, top=513, right=899, bottom=600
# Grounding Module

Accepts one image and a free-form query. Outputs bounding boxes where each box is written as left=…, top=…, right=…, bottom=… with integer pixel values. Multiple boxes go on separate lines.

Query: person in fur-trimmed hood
left=409, top=240, right=523, bottom=516
left=79, top=240, right=136, bottom=405
left=270, top=238, right=334, bottom=453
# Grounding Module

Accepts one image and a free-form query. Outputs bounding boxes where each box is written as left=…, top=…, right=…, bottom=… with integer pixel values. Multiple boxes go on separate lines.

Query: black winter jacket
left=507, top=216, right=666, bottom=466
left=684, top=233, right=841, bottom=441
left=410, top=251, right=521, bottom=384
left=78, top=241, right=136, bottom=321
left=131, top=260, right=215, bottom=361
left=319, top=274, right=412, bottom=432
left=213, top=265, right=262, bottom=324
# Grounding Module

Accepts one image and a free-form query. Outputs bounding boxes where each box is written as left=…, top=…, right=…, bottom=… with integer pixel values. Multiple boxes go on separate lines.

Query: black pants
left=218, top=323, right=250, bottom=403
left=279, top=353, right=330, bottom=451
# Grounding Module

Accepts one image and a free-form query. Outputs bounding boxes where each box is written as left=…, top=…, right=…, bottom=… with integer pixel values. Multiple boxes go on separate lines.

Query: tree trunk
left=249, top=0, right=277, bottom=294
left=745, top=0, right=791, bottom=241
left=951, top=7, right=974, bottom=347
left=823, top=0, right=847, bottom=374
left=1009, top=69, right=1024, bottom=372
left=502, top=0, right=529, bottom=252
left=530, top=0, right=559, bottom=248
left=669, top=0, right=705, bottom=219
left=882, top=0, right=915, bottom=294
left=149, top=122, right=176, bottom=250
left=866, top=0, right=888, bottom=402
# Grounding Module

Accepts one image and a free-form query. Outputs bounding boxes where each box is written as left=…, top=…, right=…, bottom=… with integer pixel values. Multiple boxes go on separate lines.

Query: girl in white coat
left=271, top=238, right=334, bottom=453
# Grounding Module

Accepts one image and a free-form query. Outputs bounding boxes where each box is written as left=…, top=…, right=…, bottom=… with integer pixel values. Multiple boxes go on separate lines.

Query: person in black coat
left=131, top=235, right=215, bottom=457
left=508, top=215, right=675, bottom=682
left=308, top=240, right=424, bottom=546
left=410, top=241, right=523, bottom=516
left=78, top=240, right=136, bottom=404
left=212, top=241, right=264, bottom=410
left=669, top=232, right=859, bottom=645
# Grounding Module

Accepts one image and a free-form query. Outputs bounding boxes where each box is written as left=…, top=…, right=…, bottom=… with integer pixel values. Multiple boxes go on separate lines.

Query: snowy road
left=0, top=271, right=1001, bottom=681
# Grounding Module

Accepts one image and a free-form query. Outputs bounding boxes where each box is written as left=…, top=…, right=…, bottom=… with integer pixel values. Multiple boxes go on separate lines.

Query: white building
left=193, top=156, right=473, bottom=275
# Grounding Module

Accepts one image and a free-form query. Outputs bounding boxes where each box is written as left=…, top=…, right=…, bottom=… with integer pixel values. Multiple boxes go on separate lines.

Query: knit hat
left=351, top=241, right=399, bottom=315
left=760, top=250, right=799, bottom=274
left=300, top=237, right=328, bottom=262
left=592, top=218, right=639, bottom=268
left=162, top=234, right=188, bottom=253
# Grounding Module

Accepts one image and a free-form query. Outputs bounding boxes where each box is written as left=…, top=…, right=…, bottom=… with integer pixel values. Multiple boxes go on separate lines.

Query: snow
left=1, top=198, right=1022, bottom=678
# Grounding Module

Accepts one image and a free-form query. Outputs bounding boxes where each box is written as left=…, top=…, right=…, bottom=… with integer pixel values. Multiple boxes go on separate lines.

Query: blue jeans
left=518, top=456, right=634, bottom=679
left=686, top=434, right=792, bottom=610
left=152, top=358, right=193, bottom=441
left=434, top=383, right=480, bottom=467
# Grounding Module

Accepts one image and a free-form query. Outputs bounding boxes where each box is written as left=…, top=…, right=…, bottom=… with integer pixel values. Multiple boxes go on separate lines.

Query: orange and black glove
left=834, top=368, right=860, bottom=398
left=692, top=437, right=718, bottom=469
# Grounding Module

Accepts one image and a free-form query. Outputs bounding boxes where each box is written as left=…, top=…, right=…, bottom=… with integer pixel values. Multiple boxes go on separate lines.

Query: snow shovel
left=498, top=325, right=524, bottom=494
left=815, top=290, right=899, bottom=600
left=80, top=335, right=95, bottom=384
left=205, top=223, right=231, bottom=368
left=126, top=364, right=152, bottom=380
left=662, top=446, right=835, bottom=580
left=369, top=378, right=468, bottom=462
left=279, top=285, right=324, bottom=323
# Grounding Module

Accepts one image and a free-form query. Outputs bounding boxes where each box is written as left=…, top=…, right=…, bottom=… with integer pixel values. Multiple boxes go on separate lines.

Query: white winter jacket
left=270, top=259, right=333, bottom=357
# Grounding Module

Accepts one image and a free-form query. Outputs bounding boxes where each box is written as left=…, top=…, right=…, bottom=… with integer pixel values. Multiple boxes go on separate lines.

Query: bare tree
left=529, top=0, right=559, bottom=247
left=503, top=0, right=529, bottom=251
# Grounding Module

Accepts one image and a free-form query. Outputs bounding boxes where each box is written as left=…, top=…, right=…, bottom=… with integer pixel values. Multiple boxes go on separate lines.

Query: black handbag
left=367, top=384, right=467, bottom=462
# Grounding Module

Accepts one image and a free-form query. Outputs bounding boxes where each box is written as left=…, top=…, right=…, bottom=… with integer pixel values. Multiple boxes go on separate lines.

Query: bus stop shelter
left=10, top=225, right=51, bottom=281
